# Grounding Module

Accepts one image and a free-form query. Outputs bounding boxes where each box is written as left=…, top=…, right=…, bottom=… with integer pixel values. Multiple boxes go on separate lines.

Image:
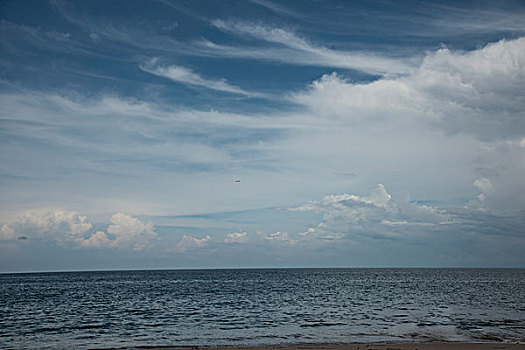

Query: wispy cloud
left=207, top=20, right=412, bottom=75
left=2, top=37, right=524, bottom=218
left=427, top=4, right=525, bottom=35
left=139, top=59, right=266, bottom=97
left=248, top=0, right=305, bottom=19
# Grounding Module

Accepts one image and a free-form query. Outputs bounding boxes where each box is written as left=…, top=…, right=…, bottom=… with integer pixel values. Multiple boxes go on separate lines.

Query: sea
left=1, top=268, right=524, bottom=349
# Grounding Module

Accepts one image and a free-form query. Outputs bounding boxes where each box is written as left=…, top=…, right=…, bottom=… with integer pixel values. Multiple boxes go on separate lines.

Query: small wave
left=71, top=324, right=105, bottom=330
left=300, top=322, right=345, bottom=327
left=472, top=333, right=504, bottom=342
left=37, top=326, right=64, bottom=332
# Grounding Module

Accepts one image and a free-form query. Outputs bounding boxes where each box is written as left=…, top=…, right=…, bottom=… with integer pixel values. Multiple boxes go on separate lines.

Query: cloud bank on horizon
left=0, top=0, right=524, bottom=270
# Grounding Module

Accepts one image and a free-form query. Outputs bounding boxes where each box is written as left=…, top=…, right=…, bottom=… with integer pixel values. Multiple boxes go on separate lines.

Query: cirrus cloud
left=139, top=59, right=266, bottom=97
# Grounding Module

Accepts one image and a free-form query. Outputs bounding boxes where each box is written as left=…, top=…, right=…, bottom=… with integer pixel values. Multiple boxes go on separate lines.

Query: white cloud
left=140, top=59, right=263, bottom=97
left=173, top=234, right=212, bottom=252
left=284, top=37, right=525, bottom=215
left=0, top=225, right=16, bottom=240
left=105, top=213, right=157, bottom=251
left=264, top=231, right=297, bottom=245
left=0, top=209, right=93, bottom=243
left=292, top=184, right=456, bottom=241
left=289, top=72, right=415, bottom=121
left=381, top=220, right=434, bottom=227
left=473, top=178, right=493, bottom=193
left=248, top=0, right=304, bottom=18
left=0, top=91, right=257, bottom=172
left=288, top=183, right=523, bottom=257
left=47, top=30, right=71, bottom=41
left=2, top=32, right=524, bottom=227
left=290, top=37, right=525, bottom=141
left=293, top=184, right=392, bottom=212
left=467, top=139, right=525, bottom=213
left=299, top=227, right=315, bottom=236
left=79, top=230, right=112, bottom=248
left=0, top=210, right=157, bottom=251
left=366, top=183, right=392, bottom=206
left=224, top=231, right=247, bottom=243
left=207, top=20, right=411, bottom=75
left=0, top=89, right=334, bottom=216
left=430, top=7, right=525, bottom=36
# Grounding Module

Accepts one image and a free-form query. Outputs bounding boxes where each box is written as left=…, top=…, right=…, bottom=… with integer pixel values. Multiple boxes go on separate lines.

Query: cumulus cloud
left=291, top=37, right=525, bottom=142
left=0, top=210, right=92, bottom=244
left=281, top=38, right=525, bottom=217
left=474, top=177, right=493, bottom=194
left=299, top=227, right=315, bottom=236
left=288, top=181, right=525, bottom=254
left=264, top=231, right=297, bottom=245
left=0, top=210, right=157, bottom=251
left=466, top=139, right=525, bottom=213
left=104, top=213, right=158, bottom=250
left=0, top=225, right=16, bottom=240
left=292, top=184, right=392, bottom=212
left=173, top=234, right=212, bottom=252
left=224, top=231, right=248, bottom=243
left=79, top=230, right=112, bottom=248
left=291, top=184, right=456, bottom=241
left=140, top=59, right=263, bottom=97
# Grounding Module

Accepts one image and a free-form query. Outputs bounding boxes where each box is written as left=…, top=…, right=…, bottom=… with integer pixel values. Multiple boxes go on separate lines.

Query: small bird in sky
left=235, top=180, right=241, bottom=183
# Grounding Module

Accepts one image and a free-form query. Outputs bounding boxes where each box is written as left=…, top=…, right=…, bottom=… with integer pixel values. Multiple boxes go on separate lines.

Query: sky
left=0, top=0, right=524, bottom=272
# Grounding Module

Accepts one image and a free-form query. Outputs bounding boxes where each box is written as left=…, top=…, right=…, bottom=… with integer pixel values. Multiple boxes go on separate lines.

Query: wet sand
left=129, top=343, right=525, bottom=350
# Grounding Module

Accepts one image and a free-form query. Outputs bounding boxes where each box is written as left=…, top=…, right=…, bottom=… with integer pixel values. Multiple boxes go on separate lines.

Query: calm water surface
left=1, top=269, right=524, bottom=349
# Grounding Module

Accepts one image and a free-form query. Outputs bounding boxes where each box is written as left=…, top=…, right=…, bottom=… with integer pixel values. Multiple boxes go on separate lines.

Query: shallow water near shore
left=1, top=269, right=524, bottom=349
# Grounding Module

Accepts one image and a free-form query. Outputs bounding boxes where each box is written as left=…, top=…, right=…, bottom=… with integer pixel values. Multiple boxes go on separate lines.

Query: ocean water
left=0, top=268, right=524, bottom=349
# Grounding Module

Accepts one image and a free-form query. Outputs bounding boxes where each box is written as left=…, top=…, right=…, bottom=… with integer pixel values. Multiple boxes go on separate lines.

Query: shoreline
left=106, top=343, right=525, bottom=350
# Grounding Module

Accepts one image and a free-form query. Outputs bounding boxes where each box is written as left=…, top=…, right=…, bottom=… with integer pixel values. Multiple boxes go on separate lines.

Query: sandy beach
left=130, top=343, right=525, bottom=350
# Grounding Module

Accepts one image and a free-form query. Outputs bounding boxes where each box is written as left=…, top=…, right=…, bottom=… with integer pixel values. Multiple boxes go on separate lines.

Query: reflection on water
left=1, top=268, right=524, bottom=349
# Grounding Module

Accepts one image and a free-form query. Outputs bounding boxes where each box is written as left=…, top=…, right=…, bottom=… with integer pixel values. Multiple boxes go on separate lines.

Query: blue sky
left=1, top=0, right=524, bottom=271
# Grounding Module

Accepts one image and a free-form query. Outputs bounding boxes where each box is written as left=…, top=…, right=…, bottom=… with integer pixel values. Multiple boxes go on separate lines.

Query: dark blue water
left=1, top=269, right=524, bottom=349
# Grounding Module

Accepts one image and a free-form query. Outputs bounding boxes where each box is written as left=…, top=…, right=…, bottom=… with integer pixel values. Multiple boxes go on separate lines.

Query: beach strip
left=130, top=343, right=525, bottom=350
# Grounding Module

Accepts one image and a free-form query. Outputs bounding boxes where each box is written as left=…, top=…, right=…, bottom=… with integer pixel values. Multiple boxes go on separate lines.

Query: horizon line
left=2, top=266, right=524, bottom=274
